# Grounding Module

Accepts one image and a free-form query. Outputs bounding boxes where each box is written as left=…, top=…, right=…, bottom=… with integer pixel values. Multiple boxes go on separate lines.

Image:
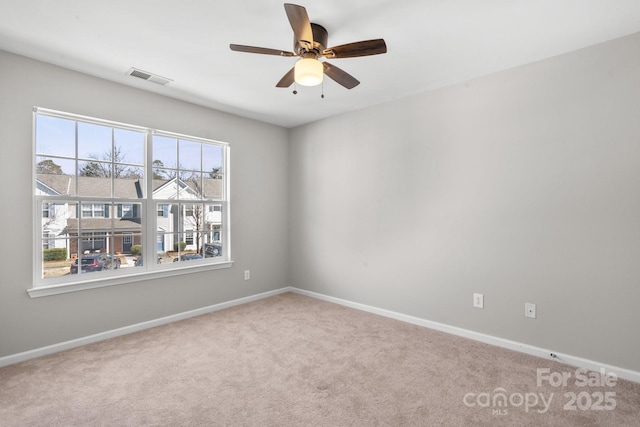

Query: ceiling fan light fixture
left=294, top=57, right=323, bottom=86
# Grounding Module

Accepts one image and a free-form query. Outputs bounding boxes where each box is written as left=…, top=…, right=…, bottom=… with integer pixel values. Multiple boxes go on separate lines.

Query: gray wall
left=0, top=51, right=289, bottom=357
left=289, top=33, right=640, bottom=371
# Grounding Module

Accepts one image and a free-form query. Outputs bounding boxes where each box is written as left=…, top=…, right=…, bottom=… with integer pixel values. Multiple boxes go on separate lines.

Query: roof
left=37, top=174, right=222, bottom=199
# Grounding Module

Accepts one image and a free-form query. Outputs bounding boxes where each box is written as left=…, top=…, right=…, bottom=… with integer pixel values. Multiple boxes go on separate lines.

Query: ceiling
left=1, top=0, right=639, bottom=128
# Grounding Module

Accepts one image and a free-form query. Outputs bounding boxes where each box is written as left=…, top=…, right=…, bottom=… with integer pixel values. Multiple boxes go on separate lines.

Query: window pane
left=202, top=176, right=223, bottom=200
left=119, top=233, right=141, bottom=264
left=77, top=168, right=112, bottom=198
left=152, top=135, right=177, bottom=169
left=80, top=202, right=109, bottom=218
left=203, top=219, right=222, bottom=257
left=36, top=159, right=76, bottom=196
left=179, top=139, right=201, bottom=171
left=157, top=202, right=178, bottom=232
left=155, top=232, right=173, bottom=264
left=203, top=144, right=223, bottom=175
left=79, top=232, right=108, bottom=253
left=152, top=168, right=173, bottom=196
left=35, top=115, right=75, bottom=158
left=41, top=200, right=71, bottom=241
left=157, top=203, right=178, bottom=261
left=114, top=168, right=144, bottom=198
left=161, top=232, right=180, bottom=259
left=114, top=128, right=144, bottom=166
left=204, top=204, right=222, bottom=231
left=114, top=164, right=143, bottom=179
left=36, top=156, right=76, bottom=177
left=181, top=173, right=202, bottom=200
left=72, top=250, right=122, bottom=275
left=42, top=238, right=74, bottom=279
left=181, top=203, right=204, bottom=233
left=78, top=122, right=112, bottom=161
left=192, top=232, right=204, bottom=254
left=172, top=232, right=204, bottom=263
left=78, top=160, right=111, bottom=178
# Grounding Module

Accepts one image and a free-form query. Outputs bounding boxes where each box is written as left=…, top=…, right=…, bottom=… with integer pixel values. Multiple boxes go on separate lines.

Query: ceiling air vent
left=126, top=67, right=173, bottom=85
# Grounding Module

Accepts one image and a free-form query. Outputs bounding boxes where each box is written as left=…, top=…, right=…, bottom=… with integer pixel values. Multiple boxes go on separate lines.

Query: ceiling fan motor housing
left=295, top=23, right=328, bottom=55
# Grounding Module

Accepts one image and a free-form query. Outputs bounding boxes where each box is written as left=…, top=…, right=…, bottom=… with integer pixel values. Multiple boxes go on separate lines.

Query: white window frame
left=30, top=107, right=232, bottom=298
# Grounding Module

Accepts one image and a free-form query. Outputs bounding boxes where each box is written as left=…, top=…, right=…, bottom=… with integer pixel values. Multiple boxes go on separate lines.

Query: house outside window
left=32, top=107, right=231, bottom=297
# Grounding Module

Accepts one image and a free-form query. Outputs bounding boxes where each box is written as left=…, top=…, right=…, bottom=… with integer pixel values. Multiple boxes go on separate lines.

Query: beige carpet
left=1, top=292, right=639, bottom=426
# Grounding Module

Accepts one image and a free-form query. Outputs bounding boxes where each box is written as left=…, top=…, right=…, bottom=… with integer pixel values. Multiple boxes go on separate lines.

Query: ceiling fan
left=230, top=3, right=387, bottom=90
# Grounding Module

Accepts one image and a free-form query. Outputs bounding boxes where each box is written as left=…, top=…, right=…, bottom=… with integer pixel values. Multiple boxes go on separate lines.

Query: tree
left=208, top=167, right=222, bottom=179
left=37, top=159, right=63, bottom=175
left=180, top=177, right=217, bottom=253
left=79, top=161, right=106, bottom=177
left=152, top=160, right=168, bottom=179
left=79, top=146, right=141, bottom=178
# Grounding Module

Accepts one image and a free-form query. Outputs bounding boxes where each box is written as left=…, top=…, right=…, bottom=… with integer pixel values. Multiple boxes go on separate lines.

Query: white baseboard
left=0, top=287, right=289, bottom=368
left=289, top=287, right=640, bottom=384
left=2, top=285, right=639, bottom=384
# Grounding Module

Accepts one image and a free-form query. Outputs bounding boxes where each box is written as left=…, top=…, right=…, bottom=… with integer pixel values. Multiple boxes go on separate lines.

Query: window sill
left=28, top=260, right=234, bottom=298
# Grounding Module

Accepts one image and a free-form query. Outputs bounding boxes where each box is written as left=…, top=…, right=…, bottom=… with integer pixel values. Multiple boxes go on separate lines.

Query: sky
left=35, top=114, right=224, bottom=177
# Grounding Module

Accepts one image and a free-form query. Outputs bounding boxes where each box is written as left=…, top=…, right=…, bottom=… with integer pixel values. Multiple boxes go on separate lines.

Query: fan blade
left=230, top=44, right=295, bottom=57
left=276, top=67, right=295, bottom=88
left=284, top=3, right=313, bottom=48
left=323, top=62, right=360, bottom=89
left=323, top=39, right=387, bottom=59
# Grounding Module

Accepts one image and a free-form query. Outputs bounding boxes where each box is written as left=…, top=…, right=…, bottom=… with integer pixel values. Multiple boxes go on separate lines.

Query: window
left=81, top=233, right=106, bottom=252
left=42, top=202, right=51, bottom=218
left=81, top=203, right=106, bottom=218
left=118, top=203, right=139, bottom=218
left=32, top=108, right=231, bottom=296
left=42, top=232, right=54, bottom=249
left=152, top=134, right=227, bottom=266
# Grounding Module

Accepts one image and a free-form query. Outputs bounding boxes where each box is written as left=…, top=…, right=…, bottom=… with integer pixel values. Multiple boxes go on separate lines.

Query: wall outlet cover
left=473, top=293, right=484, bottom=309
left=525, top=303, right=536, bottom=318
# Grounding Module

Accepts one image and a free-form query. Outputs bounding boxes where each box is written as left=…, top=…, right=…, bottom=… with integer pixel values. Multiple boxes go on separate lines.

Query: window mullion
left=144, top=130, right=155, bottom=270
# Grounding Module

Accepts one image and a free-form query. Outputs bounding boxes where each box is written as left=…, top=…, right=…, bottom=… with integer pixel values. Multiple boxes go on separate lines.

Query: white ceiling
left=1, top=0, right=639, bottom=128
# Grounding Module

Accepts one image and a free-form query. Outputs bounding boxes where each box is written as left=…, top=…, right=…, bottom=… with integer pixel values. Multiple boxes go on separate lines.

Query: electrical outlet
left=244, top=270, right=250, bottom=280
left=473, top=293, right=484, bottom=309
left=525, top=303, right=536, bottom=318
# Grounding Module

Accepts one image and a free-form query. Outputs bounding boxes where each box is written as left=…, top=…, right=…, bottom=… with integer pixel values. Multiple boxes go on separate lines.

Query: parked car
left=173, top=253, right=204, bottom=262
left=70, top=253, right=121, bottom=273
left=204, top=243, right=222, bottom=257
